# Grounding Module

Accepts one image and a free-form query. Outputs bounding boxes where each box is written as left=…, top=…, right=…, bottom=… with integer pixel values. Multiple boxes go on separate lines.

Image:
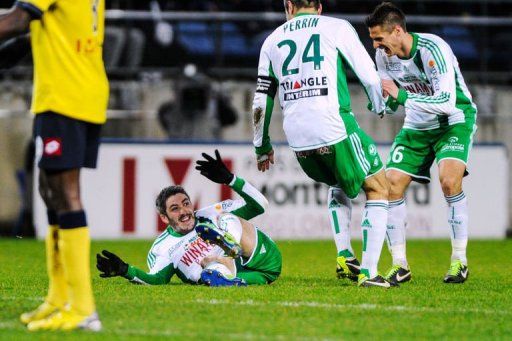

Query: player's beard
left=169, top=213, right=195, bottom=234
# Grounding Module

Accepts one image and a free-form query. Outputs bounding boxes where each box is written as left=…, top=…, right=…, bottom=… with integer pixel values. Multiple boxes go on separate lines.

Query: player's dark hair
left=155, top=185, right=190, bottom=215
left=365, top=2, right=407, bottom=31
left=284, top=0, right=321, bottom=11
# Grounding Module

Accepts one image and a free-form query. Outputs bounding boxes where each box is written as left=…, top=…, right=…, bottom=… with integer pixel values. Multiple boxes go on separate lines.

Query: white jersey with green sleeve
left=252, top=14, right=385, bottom=153
left=376, top=32, right=477, bottom=130
left=123, top=176, right=269, bottom=285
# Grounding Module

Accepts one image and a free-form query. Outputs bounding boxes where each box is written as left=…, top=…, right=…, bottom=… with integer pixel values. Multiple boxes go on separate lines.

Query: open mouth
left=179, top=214, right=193, bottom=223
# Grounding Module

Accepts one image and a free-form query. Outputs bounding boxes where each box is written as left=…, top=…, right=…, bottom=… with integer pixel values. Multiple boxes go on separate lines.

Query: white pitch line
left=193, top=298, right=510, bottom=316
left=2, top=296, right=509, bottom=317
left=0, top=320, right=334, bottom=340
left=1, top=296, right=44, bottom=301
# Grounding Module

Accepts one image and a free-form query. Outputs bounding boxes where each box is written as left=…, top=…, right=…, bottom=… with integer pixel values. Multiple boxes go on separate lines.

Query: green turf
left=1, top=238, right=511, bottom=340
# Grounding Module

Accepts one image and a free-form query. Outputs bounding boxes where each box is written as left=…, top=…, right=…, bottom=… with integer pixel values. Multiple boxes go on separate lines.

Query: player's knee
left=62, top=187, right=82, bottom=211
left=367, top=180, right=389, bottom=200
left=440, top=177, right=462, bottom=196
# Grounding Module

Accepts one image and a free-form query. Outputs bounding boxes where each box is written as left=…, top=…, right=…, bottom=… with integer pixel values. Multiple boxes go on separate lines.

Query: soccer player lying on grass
left=96, top=150, right=282, bottom=286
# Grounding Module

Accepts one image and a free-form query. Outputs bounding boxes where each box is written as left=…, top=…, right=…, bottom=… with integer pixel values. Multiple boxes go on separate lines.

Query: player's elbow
left=257, top=196, right=270, bottom=214
left=0, top=9, right=31, bottom=38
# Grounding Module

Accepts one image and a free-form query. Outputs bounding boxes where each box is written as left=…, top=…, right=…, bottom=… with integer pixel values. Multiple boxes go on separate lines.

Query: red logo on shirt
left=43, top=138, right=62, bottom=156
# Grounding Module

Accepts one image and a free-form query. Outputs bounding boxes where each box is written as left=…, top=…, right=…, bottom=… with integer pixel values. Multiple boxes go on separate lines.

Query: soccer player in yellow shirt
left=0, top=0, right=108, bottom=331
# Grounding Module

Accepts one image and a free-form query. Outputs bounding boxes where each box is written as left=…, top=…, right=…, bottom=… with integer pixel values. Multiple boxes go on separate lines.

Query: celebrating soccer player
left=252, top=0, right=394, bottom=287
left=0, top=0, right=108, bottom=332
left=366, top=2, right=477, bottom=284
left=96, top=150, right=282, bottom=287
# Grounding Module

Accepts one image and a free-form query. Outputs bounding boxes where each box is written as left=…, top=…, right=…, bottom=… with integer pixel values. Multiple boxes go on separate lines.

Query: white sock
left=361, top=200, right=388, bottom=278
left=445, top=192, right=468, bottom=265
left=386, top=198, right=408, bottom=269
left=327, top=187, right=354, bottom=258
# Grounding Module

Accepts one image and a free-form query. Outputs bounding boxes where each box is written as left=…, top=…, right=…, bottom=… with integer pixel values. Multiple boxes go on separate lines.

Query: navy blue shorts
left=33, top=112, right=102, bottom=170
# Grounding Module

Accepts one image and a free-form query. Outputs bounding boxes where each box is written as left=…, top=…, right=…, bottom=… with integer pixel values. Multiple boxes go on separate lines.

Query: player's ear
left=317, top=4, right=322, bottom=15
left=159, top=213, right=170, bottom=225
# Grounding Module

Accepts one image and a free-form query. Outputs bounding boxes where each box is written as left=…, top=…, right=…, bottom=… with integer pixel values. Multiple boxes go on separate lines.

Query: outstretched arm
left=96, top=250, right=174, bottom=285
left=196, top=150, right=269, bottom=220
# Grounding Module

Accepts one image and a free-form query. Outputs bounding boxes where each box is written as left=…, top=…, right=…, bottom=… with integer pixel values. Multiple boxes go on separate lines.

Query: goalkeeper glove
left=96, top=250, right=129, bottom=278
left=195, top=149, right=234, bottom=184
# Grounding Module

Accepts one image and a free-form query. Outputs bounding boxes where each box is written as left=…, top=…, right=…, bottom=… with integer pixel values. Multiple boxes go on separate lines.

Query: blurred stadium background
left=0, top=0, right=511, bottom=239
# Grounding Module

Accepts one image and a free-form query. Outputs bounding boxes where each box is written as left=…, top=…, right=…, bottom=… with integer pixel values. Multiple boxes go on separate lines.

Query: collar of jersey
left=166, top=226, right=186, bottom=237
left=294, top=12, right=318, bottom=18
left=398, top=32, right=419, bottom=60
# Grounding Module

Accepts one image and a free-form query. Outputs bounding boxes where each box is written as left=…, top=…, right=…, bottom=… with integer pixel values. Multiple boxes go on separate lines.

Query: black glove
left=195, top=149, right=234, bottom=184
left=96, top=250, right=129, bottom=278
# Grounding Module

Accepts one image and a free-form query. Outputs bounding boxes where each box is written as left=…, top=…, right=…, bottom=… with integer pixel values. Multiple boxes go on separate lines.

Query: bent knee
left=440, top=177, right=462, bottom=196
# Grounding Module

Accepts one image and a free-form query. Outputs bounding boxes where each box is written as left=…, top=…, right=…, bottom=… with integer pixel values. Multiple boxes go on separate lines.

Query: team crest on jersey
left=368, top=144, right=377, bottom=156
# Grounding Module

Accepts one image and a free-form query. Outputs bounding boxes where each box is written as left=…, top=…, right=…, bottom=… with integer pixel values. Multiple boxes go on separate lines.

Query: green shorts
left=387, top=122, right=477, bottom=183
left=296, top=113, right=383, bottom=199
left=235, top=228, right=282, bottom=285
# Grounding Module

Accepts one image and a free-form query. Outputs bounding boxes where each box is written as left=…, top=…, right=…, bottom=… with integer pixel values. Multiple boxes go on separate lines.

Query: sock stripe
left=389, top=198, right=405, bottom=207
left=365, top=203, right=389, bottom=210
left=445, top=192, right=465, bottom=203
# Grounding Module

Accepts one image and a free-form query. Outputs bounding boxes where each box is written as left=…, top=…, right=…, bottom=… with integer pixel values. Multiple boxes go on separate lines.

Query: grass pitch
left=1, top=238, right=511, bottom=340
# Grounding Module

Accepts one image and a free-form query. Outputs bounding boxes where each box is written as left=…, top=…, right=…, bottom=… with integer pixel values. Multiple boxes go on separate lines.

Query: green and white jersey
left=252, top=14, right=385, bottom=153
left=123, top=176, right=268, bottom=285
left=376, top=32, right=477, bottom=130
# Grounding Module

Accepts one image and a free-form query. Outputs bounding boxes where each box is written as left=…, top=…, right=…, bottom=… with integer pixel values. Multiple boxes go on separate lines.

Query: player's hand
left=195, top=149, right=234, bottom=184
left=381, top=79, right=399, bottom=99
left=256, top=149, right=275, bottom=172
left=96, top=250, right=129, bottom=278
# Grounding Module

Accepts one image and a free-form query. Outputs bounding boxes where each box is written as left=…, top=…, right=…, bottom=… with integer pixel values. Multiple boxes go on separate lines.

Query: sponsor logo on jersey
left=284, top=88, right=328, bottom=101
left=403, top=83, right=433, bottom=95
left=281, top=76, right=329, bottom=101
left=180, top=237, right=212, bottom=266
left=43, top=138, right=62, bottom=156
left=280, top=76, right=327, bottom=91
left=398, top=75, right=422, bottom=83
left=385, top=62, right=402, bottom=72
left=441, top=136, right=464, bottom=153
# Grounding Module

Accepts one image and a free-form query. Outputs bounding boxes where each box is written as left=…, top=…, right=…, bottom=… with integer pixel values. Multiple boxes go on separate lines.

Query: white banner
left=34, top=142, right=509, bottom=239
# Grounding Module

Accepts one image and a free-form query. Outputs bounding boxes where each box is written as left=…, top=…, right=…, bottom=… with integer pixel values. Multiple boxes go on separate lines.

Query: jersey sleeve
left=375, top=51, right=399, bottom=114
left=227, top=176, right=269, bottom=220
left=15, top=0, right=56, bottom=19
left=336, top=22, right=385, bottom=114
left=124, top=263, right=174, bottom=285
left=395, top=39, right=456, bottom=115
left=122, top=245, right=175, bottom=285
left=252, top=34, right=279, bottom=155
